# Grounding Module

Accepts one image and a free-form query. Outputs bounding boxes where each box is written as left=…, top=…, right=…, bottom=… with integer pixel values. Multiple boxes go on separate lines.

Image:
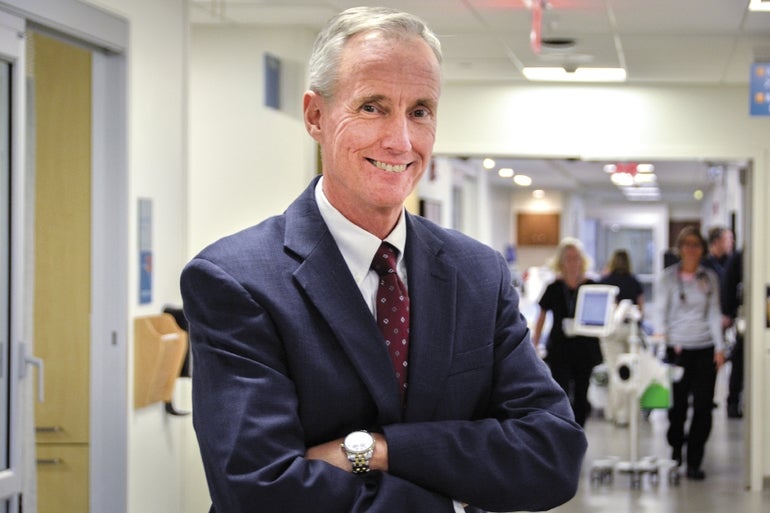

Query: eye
left=361, top=104, right=378, bottom=114
left=412, top=107, right=430, bottom=119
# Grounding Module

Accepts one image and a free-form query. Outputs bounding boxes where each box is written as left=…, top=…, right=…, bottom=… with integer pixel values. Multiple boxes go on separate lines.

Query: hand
left=714, top=350, right=726, bottom=369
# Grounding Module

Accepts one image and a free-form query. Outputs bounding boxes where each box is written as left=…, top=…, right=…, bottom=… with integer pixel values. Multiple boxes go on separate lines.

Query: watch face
left=344, top=431, right=373, bottom=453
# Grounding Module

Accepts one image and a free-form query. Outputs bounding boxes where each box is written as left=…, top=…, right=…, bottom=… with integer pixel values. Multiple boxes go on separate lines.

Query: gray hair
left=308, top=6, right=442, bottom=99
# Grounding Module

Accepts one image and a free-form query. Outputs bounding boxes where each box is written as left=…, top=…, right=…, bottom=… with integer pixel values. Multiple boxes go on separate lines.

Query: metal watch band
left=350, top=453, right=371, bottom=474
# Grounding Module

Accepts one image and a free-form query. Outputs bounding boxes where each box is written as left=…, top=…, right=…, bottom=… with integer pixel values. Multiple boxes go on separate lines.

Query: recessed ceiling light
left=694, top=189, right=704, bottom=200
left=636, top=163, right=655, bottom=173
left=522, top=67, right=627, bottom=82
left=603, top=164, right=617, bottom=173
left=610, top=172, right=634, bottom=186
left=514, top=174, right=532, bottom=186
left=498, top=167, right=514, bottom=178
left=483, top=158, right=496, bottom=169
left=533, top=189, right=545, bottom=199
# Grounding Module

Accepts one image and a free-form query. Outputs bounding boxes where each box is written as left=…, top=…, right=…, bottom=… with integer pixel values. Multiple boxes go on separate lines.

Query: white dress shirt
left=315, top=179, right=465, bottom=513
left=314, top=176, right=408, bottom=316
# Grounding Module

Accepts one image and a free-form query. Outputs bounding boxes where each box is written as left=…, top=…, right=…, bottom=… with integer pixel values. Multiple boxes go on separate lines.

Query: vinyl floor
left=536, top=367, right=770, bottom=513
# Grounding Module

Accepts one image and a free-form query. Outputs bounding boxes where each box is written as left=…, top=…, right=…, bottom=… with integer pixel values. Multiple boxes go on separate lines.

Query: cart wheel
left=590, top=468, right=602, bottom=486
left=668, top=468, right=680, bottom=486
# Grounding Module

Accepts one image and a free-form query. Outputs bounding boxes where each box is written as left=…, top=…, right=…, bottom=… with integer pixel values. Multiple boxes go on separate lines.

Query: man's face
left=304, top=31, right=441, bottom=225
left=720, top=231, right=735, bottom=255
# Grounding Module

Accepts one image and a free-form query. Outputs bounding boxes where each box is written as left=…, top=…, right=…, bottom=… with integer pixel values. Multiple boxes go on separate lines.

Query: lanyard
left=676, top=266, right=711, bottom=319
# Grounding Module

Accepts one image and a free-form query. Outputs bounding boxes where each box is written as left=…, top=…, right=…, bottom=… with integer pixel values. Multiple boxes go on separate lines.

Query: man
left=181, top=7, right=586, bottom=513
left=721, top=248, right=744, bottom=418
left=701, top=226, right=734, bottom=282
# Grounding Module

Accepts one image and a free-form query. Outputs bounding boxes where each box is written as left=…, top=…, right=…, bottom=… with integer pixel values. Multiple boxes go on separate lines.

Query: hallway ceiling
left=190, top=0, right=770, bottom=85
left=456, top=157, right=743, bottom=206
left=189, top=0, right=763, bottom=206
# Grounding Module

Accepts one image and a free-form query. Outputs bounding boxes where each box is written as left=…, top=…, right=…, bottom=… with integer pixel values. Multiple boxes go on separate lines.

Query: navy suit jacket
left=181, top=177, right=586, bottom=513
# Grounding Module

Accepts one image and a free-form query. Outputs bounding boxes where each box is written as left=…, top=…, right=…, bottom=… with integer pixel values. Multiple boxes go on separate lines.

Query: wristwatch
left=341, top=430, right=375, bottom=474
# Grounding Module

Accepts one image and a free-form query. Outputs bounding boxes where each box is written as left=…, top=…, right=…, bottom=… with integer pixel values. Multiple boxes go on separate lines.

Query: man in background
left=702, top=225, right=734, bottom=282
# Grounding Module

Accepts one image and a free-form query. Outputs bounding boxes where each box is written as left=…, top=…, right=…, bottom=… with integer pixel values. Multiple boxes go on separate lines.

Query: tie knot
left=371, top=242, right=399, bottom=277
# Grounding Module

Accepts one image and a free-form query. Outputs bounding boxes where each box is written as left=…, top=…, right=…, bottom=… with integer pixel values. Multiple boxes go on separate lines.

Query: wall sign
left=749, top=63, right=770, bottom=116
left=138, top=197, right=153, bottom=304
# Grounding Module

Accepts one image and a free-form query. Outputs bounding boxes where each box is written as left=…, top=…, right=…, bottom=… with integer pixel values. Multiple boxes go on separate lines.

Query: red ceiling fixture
left=529, top=0, right=544, bottom=54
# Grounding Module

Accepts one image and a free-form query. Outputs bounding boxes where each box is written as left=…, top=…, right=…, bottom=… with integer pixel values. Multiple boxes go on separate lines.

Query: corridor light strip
left=523, top=67, right=627, bottom=82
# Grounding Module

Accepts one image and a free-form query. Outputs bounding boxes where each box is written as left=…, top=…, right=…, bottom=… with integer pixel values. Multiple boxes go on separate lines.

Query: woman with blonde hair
left=533, top=237, right=603, bottom=426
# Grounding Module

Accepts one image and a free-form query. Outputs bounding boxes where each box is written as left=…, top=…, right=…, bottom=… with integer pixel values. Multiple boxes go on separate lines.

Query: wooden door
left=31, top=31, right=92, bottom=513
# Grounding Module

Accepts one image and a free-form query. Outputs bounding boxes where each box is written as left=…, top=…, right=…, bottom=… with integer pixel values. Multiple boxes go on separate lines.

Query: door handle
left=19, top=342, right=45, bottom=402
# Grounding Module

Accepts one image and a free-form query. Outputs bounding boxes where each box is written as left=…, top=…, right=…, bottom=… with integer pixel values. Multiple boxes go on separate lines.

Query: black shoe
left=686, top=468, right=706, bottom=480
left=672, top=447, right=682, bottom=466
left=727, top=405, right=743, bottom=418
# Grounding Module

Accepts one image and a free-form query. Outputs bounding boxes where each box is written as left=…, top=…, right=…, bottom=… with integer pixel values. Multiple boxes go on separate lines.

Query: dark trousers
left=727, top=333, right=744, bottom=408
left=666, top=346, right=717, bottom=470
left=548, top=359, right=594, bottom=427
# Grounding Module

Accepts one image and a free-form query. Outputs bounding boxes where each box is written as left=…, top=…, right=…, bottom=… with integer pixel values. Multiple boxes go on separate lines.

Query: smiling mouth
left=367, top=158, right=409, bottom=173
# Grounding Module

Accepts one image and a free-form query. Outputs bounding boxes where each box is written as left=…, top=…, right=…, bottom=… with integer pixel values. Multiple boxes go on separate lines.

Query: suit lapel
left=285, top=180, right=402, bottom=423
left=402, top=216, right=457, bottom=421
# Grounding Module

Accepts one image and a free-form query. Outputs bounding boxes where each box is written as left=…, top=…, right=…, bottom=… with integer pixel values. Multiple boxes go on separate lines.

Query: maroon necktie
left=371, top=242, right=410, bottom=400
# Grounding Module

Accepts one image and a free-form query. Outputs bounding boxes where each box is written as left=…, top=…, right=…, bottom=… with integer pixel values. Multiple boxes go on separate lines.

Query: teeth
left=371, top=159, right=407, bottom=173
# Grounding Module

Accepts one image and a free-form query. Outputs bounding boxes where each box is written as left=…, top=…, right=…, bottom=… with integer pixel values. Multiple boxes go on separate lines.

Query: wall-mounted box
left=134, top=314, right=188, bottom=409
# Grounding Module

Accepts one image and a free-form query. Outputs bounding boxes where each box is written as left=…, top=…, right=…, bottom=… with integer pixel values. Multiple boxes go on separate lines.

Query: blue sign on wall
left=138, top=198, right=153, bottom=304
left=750, top=63, right=770, bottom=116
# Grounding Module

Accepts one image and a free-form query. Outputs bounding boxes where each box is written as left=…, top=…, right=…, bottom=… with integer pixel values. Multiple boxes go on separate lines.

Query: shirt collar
left=315, top=176, right=407, bottom=285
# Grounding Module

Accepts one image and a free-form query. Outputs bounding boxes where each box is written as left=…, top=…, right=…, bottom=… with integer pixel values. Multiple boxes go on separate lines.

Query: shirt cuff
left=452, top=500, right=466, bottom=512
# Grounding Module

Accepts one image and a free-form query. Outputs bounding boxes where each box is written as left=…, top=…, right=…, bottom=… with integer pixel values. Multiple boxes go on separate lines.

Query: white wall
left=188, top=24, right=317, bottom=256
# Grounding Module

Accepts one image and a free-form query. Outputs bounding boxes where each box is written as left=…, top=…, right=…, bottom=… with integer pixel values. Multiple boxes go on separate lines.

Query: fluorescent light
left=634, top=173, right=657, bottom=184
left=523, top=67, right=627, bottom=82
left=749, top=0, right=770, bottom=12
left=621, top=186, right=660, bottom=201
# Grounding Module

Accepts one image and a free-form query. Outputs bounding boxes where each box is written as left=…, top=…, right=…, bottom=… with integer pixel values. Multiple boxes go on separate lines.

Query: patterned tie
left=371, top=242, right=410, bottom=400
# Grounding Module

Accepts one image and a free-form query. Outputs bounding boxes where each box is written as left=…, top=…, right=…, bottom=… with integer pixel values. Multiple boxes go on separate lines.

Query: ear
left=303, top=90, right=323, bottom=142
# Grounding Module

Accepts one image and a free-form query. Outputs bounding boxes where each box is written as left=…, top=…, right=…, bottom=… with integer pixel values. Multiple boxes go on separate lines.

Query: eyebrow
left=357, top=94, right=438, bottom=112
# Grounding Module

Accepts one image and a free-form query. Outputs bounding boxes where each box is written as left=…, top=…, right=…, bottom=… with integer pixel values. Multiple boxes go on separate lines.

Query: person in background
left=180, top=7, right=586, bottom=513
left=598, top=248, right=645, bottom=425
left=721, top=247, right=744, bottom=418
left=701, top=225, right=734, bottom=283
left=600, top=249, right=645, bottom=314
left=656, top=226, right=725, bottom=480
left=533, top=237, right=604, bottom=427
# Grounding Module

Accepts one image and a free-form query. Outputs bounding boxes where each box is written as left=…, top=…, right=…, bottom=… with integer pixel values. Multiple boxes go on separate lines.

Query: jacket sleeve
left=181, top=256, right=457, bottom=513
left=383, top=254, right=587, bottom=512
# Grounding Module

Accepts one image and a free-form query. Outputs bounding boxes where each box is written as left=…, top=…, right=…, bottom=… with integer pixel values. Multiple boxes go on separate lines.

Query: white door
left=0, top=11, right=25, bottom=513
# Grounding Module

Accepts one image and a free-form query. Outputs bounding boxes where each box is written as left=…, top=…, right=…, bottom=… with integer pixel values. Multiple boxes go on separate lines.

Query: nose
left=381, top=113, right=412, bottom=153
